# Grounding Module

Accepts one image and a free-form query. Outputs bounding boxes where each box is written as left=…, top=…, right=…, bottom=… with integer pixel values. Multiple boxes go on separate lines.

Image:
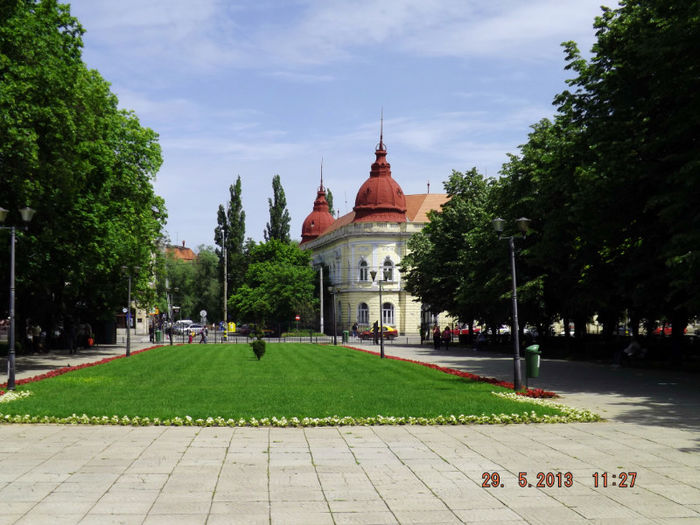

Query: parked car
left=523, top=326, right=539, bottom=337
left=236, top=324, right=276, bottom=337
left=359, top=325, right=398, bottom=340
left=173, top=320, right=193, bottom=334
left=186, top=324, right=205, bottom=335
left=451, top=326, right=481, bottom=337
left=652, top=324, right=687, bottom=336
left=498, top=325, right=511, bottom=335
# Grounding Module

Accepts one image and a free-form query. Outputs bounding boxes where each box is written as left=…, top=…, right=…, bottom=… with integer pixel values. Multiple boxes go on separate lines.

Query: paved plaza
left=0, top=340, right=698, bottom=524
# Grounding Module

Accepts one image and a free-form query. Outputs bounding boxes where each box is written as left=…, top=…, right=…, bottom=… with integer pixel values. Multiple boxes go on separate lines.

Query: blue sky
left=67, top=0, right=613, bottom=250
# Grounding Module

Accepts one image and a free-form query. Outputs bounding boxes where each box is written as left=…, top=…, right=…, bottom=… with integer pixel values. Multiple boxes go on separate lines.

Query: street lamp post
left=121, top=266, right=140, bottom=357
left=370, top=268, right=390, bottom=359
left=492, top=217, right=530, bottom=391
left=167, top=286, right=178, bottom=346
left=172, top=306, right=180, bottom=344
left=0, top=207, right=36, bottom=390
left=327, top=286, right=337, bottom=345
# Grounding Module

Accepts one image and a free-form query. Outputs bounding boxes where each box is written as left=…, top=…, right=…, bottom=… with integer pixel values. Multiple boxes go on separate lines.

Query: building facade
left=300, top=134, right=448, bottom=336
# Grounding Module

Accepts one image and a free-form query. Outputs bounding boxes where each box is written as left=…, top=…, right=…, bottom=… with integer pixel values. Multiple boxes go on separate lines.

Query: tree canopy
left=0, top=0, right=165, bottom=341
left=227, top=240, right=316, bottom=330
left=403, top=0, right=699, bottom=342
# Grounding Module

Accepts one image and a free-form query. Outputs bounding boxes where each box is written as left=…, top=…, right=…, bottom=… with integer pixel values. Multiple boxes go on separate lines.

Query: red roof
left=315, top=193, right=448, bottom=240
left=167, top=242, right=197, bottom=262
left=300, top=183, right=335, bottom=244
left=352, top=139, right=407, bottom=223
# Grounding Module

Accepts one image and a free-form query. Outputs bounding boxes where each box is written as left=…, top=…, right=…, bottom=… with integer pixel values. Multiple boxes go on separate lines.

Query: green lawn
left=6, top=343, right=567, bottom=420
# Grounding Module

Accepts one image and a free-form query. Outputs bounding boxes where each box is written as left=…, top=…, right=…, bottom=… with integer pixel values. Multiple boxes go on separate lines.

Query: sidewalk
left=7, top=339, right=161, bottom=384
left=349, top=341, right=700, bottom=430
left=0, top=341, right=697, bottom=524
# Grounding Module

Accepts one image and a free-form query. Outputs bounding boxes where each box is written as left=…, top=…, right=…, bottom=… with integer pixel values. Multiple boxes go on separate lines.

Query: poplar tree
left=264, top=174, right=291, bottom=243
left=214, top=175, right=246, bottom=294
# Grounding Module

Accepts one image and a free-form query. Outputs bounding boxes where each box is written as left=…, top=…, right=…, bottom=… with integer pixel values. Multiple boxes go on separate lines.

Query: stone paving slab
left=0, top=423, right=696, bottom=524
left=0, top=341, right=697, bottom=523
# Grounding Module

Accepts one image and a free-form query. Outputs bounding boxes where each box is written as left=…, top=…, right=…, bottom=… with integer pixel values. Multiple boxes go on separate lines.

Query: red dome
left=300, top=184, right=335, bottom=244
left=353, top=139, right=407, bottom=223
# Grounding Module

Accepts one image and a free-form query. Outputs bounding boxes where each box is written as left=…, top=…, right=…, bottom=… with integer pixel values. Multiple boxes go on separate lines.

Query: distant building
left=300, top=131, right=449, bottom=336
left=167, top=241, right=197, bottom=263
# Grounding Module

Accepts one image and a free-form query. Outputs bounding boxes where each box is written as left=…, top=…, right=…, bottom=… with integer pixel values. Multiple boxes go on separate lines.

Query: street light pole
left=223, top=205, right=228, bottom=336
left=126, top=272, right=132, bottom=357
left=492, top=217, right=530, bottom=391
left=8, top=226, right=16, bottom=389
left=319, top=265, right=324, bottom=335
left=370, top=269, right=389, bottom=359
left=122, top=266, right=140, bottom=357
left=328, top=286, right=337, bottom=345
left=0, top=207, right=36, bottom=391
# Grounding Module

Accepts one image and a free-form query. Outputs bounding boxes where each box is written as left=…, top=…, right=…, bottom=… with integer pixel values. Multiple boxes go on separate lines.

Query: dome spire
left=352, top=114, right=407, bottom=223
left=378, top=107, right=385, bottom=152
left=300, top=159, right=335, bottom=244
left=320, top=157, right=324, bottom=191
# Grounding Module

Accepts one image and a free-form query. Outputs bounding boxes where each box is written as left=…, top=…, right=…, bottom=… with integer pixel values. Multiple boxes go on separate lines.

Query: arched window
left=383, top=257, right=394, bottom=281
left=382, top=302, right=395, bottom=326
left=357, top=303, right=369, bottom=325
left=359, top=260, right=368, bottom=281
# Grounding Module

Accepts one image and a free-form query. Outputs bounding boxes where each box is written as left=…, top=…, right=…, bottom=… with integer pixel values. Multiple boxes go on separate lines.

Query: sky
left=67, top=0, right=614, bottom=251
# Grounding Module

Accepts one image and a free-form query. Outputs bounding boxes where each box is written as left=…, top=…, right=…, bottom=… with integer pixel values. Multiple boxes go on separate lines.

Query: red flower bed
left=343, top=345, right=556, bottom=398
left=0, top=345, right=163, bottom=390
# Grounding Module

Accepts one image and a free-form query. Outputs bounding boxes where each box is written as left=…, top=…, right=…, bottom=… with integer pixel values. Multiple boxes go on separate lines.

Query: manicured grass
left=6, top=343, right=566, bottom=420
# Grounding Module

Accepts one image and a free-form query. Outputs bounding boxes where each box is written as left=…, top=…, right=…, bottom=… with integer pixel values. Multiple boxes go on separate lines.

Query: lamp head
left=0, top=207, right=8, bottom=223
left=516, top=217, right=531, bottom=235
left=491, top=217, right=505, bottom=233
left=19, top=207, right=35, bottom=223
left=369, top=270, right=377, bottom=282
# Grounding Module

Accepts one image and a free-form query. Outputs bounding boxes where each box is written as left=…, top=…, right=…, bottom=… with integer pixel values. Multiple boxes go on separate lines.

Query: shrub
left=251, top=339, right=266, bottom=360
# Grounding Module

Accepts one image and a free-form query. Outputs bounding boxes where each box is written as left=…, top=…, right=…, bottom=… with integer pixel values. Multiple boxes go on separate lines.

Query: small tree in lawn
left=251, top=336, right=266, bottom=360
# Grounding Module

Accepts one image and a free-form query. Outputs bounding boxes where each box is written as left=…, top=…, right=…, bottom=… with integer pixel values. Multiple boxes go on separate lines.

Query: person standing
left=372, top=321, right=379, bottom=345
left=433, top=325, right=441, bottom=350
left=442, top=326, right=451, bottom=350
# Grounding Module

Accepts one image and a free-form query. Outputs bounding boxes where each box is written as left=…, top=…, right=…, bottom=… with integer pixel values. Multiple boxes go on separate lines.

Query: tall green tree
left=402, top=169, right=504, bottom=335
left=214, top=175, right=247, bottom=303
left=555, top=0, right=700, bottom=332
left=228, top=240, right=315, bottom=330
left=0, top=0, right=165, bottom=343
left=326, top=188, right=335, bottom=217
left=264, top=174, right=291, bottom=242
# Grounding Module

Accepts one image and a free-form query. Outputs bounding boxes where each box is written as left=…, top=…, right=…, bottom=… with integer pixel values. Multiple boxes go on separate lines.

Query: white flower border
left=0, top=391, right=31, bottom=403
left=0, top=391, right=600, bottom=427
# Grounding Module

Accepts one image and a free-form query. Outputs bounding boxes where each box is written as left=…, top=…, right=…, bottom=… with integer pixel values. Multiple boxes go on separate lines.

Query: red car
left=359, top=326, right=398, bottom=340
left=653, top=324, right=686, bottom=336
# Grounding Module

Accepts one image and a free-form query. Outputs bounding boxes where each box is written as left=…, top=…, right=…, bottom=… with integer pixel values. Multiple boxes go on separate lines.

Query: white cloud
left=73, top=0, right=609, bottom=74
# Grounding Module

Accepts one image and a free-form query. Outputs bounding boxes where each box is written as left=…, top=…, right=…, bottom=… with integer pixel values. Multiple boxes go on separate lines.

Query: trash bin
left=525, top=344, right=541, bottom=378
left=155, top=330, right=162, bottom=343
left=342, top=330, right=349, bottom=343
